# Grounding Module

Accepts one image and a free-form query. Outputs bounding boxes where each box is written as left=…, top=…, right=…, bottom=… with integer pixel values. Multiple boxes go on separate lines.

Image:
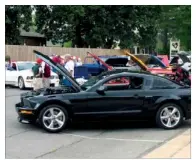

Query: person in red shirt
left=36, top=58, right=51, bottom=88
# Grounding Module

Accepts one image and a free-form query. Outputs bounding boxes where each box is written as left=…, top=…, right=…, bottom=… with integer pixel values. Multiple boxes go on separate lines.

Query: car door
left=5, top=67, right=13, bottom=84
left=10, top=63, right=19, bottom=83
left=86, top=75, right=146, bottom=116
left=6, top=63, right=18, bottom=85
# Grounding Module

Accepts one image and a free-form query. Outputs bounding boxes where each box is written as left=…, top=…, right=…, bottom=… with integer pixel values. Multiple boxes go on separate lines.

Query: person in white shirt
left=126, top=56, right=134, bottom=66
left=76, top=58, right=83, bottom=66
left=64, top=54, right=75, bottom=77
left=126, top=56, right=141, bottom=70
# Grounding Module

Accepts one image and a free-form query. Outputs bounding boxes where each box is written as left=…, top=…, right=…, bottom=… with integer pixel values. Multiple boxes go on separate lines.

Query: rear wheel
left=39, top=104, right=68, bottom=133
left=156, top=103, right=183, bottom=129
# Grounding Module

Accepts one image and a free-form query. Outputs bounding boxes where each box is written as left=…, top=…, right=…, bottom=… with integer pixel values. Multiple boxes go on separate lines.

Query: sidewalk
left=143, top=129, right=191, bottom=159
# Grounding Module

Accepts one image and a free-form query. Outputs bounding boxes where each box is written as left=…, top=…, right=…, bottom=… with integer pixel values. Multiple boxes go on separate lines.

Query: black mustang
left=15, top=50, right=191, bottom=133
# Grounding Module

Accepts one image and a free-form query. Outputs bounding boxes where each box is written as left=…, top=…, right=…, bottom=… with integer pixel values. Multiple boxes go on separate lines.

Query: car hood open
left=33, top=50, right=82, bottom=91
left=135, top=55, right=167, bottom=68
left=157, top=55, right=169, bottom=67
left=178, top=53, right=191, bottom=63
left=87, top=52, right=113, bottom=70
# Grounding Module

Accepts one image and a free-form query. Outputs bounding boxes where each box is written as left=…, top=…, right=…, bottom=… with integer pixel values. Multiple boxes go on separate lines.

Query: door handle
left=133, top=94, right=139, bottom=98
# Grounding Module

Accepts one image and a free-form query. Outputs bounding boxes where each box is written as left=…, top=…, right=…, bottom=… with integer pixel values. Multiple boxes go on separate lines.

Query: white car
left=5, top=61, right=59, bottom=89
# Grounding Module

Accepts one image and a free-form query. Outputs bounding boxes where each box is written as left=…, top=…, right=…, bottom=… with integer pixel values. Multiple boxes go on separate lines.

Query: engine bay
left=20, top=86, right=76, bottom=98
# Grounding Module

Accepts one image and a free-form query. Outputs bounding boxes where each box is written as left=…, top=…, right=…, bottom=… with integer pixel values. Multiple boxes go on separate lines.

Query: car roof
left=98, top=69, right=151, bottom=77
left=100, top=69, right=173, bottom=81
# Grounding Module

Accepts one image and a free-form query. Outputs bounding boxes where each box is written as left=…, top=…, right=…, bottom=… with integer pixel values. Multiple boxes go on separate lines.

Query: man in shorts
left=32, top=59, right=43, bottom=90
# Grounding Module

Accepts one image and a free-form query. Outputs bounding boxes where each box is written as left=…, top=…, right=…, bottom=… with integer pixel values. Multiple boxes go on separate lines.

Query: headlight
left=26, top=76, right=33, bottom=80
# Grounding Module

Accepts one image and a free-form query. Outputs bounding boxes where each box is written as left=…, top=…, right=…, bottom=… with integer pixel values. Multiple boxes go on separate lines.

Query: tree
left=157, top=5, right=191, bottom=53
left=34, top=5, right=161, bottom=49
left=5, top=5, right=32, bottom=45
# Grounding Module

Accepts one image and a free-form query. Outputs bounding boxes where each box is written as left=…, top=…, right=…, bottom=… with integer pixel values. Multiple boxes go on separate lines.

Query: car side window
left=129, top=76, right=144, bottom=89
left=152, top=78, right=177, bottom=89
left=103, top=76, right=144, bottom=91
left=104, top=76, right=130, bottom=90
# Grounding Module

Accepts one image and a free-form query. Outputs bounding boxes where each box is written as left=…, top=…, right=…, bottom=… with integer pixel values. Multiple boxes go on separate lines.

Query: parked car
left=170, top=53, right=191, bottom=72
left=74, top=52, right=113, bottom=79
left=74, top=51, right=190, bottom=86
left=15, top=50, right=191, bottom=133
left=122, top=51, right=175, bottom=76
left=6, top=61, right=59, bottom=89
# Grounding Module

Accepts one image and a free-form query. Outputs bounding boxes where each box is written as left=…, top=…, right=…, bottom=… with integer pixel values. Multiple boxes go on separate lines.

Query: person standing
left=52, top=55, right=64, bottom=85
left=63, top=54, right=75, bottom=86
left=75, top=57, right=82, bottom=66
left=126, top=56, right=141, bottom=70
left=41, top=60, right=51, bottom=88
left=64, top=54, right=75, bottom=77
left=32, top=59, right=43, bottom=90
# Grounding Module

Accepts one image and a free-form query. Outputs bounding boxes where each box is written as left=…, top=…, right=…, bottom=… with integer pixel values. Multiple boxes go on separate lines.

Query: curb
left=142, top=129, right=191, bottom=158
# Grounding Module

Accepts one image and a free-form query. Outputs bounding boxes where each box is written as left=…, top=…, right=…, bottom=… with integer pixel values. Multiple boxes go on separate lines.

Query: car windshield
left=81, top=74, right=108, bottom=90
left=17, top=62, right=35, bottom=71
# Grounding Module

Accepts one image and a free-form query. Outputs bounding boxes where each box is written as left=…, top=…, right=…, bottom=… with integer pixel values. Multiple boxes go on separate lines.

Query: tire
left=156, top=103, right=183, bottom=129
left=38, top=104, right=69, bottom=133
left=18, top=77, right=25, bottom=90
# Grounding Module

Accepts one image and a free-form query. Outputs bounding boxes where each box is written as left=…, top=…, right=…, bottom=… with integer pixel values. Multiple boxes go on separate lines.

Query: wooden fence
left=5, top=45, right=124, bottom=61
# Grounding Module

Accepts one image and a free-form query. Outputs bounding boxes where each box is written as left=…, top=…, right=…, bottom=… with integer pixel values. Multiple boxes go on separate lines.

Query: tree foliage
left=157, top=5, right=191, bottom=53
left=34, top=5, right=161, bottom=49
left=5, top=5, right=32, bottom=45
left=5, top=5, right=190, bottom=52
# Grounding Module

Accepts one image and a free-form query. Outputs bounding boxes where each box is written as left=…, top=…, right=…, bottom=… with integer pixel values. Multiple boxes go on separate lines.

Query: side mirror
left=96, top=85, right=107, bottom=95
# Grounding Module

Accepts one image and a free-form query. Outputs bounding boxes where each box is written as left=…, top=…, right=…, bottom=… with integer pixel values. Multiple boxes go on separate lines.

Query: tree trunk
left=104, top=38, right=114, bottom=49
left=163, top=28, right=169, bottom=54
left=74, top=22, right=84, bottom=48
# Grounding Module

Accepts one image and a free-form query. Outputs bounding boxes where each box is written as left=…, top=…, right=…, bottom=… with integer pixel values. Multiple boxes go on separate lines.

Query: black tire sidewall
left=18, top=77, right=25, bottom=89
left=38, top=104, right=68, bottom=133
left=156, top=103, right=183, bottom=129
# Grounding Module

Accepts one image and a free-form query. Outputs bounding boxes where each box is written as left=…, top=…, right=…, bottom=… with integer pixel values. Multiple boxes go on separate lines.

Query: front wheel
left=18, top=77, right=25, bottom=90
left=156, top=103, right=183, bottom=129
left=38, top=104, right=69, bottom=133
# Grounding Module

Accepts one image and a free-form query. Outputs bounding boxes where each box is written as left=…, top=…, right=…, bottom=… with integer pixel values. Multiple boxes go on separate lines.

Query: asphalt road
left=5, top=88, right=191, bottom=159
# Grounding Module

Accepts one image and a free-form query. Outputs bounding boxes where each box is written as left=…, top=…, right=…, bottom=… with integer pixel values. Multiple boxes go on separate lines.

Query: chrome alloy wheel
left=42, top=107, right=66, bottom=131
left=160, top=106, right=181, bottom=128
left=18, top=78, right=24, bottom=89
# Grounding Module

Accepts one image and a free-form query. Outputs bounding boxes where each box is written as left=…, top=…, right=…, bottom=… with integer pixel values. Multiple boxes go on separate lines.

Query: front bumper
left=185, top=110, right=191, bottom=120
left=15, top=102, right=37, bottom=123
